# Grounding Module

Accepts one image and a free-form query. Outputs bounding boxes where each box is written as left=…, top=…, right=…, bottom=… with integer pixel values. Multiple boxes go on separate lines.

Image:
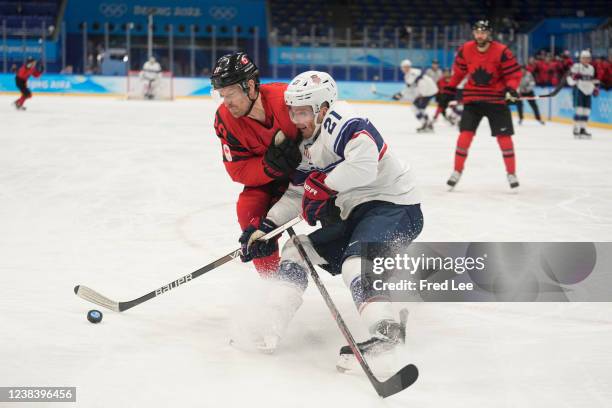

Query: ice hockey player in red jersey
left=14, top=56, right=43, bottom=110
left=444, top=20, right=522, bottom=189
left=433, top=69, right=457, bottom=125
left=211, top=52, right=301, bottom=276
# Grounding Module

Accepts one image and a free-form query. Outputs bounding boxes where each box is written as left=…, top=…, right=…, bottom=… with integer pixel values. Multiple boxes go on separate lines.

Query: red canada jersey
left=437, top=77, right=451, bottom=94
left=449, top=40, right=522, bottom=104
left=213, top=82, right=299, bottom=187
left=17, top=64, right=42, bottom=81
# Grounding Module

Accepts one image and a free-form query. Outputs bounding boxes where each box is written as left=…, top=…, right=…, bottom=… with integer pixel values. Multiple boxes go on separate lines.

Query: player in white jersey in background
left=567, top=50, right=599, bottom=138
left=239, top=71, right=423, bottom=368
left=140, top=56, right=162, bottom=100
left=425, top=59, right=443, bottom=83
left=393, top=59, right=438, bottom=133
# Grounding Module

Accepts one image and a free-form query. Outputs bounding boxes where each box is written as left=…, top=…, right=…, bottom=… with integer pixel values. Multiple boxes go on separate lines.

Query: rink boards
left=0, top=73, right=610, bottom=126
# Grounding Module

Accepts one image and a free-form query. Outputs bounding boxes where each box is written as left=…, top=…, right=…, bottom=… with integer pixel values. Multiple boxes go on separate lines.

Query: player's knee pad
left=281, top=234, right=324, bottom=264
left=341, top=256, right=361, bottom=288
left=24, top=89, right=32, bottom=98
left=342, top=256, right=394, bottom=333
left=497, top=135, right=514, bottom=150
left=341, top=256, right=371, bottom=310
left=277, top=260, right=308, bottom=292
left=457, top=131, right=475, bottom=149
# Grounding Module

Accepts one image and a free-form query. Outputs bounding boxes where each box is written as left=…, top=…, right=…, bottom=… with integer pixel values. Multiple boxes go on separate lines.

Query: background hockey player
left=392, top=59, right=438, bottom=132
left=140, top=56, right=162, bottom=99
left=516, top=65, right=544, bottom=125
left=433, top=68, right=459, bottom=125
left=211, top=51, right=301, bottom=277
left=567, top=50, right=599, bottom=139
left=425, top=59, right=443, bottom=83
left=240, top=71, right=423, bottom=363
left=444, top=20, right=522, bottom=189
left=14, top=56, right=43, bottom=110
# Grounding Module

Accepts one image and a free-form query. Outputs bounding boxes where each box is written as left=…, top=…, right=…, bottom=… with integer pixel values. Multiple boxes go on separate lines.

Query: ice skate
left=336, top=310, right=408, bottom=373
left=416, top=121, right=433, bottom=133
left=507, top=173, right=519, bottom=189
left=579, top=128, right=592, bottom=139
left=447, top=170, right=462, bottom=190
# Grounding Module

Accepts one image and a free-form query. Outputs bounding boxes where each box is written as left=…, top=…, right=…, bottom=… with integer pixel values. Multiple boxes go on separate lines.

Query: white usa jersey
left=567, top=63, right=597, bottom=95
left=141, top=61, right=162, bottom=81
left=267, top=102, right=421, bottom=223
left=401, top=68, right=438, bottom=101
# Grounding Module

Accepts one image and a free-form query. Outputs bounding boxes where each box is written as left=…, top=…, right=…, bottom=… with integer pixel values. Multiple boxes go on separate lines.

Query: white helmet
left=580, top=50, right=591, bottom=59
left=284, top=71, right=338, bottom=114
left=400, top=59, right=412, bottom=68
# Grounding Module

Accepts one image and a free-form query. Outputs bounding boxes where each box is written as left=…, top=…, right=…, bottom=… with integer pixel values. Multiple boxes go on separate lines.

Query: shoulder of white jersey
left=322, top=102, right=387, bottom=159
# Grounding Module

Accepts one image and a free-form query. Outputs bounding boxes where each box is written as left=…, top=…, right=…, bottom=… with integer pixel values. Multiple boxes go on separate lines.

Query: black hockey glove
left=504, top=88, right=519, bottom=104
left=263, top=131, right=302, bottom=180
left=239, top=218, right=279, bottom=262
left=443, top=86, right=457, bottom=98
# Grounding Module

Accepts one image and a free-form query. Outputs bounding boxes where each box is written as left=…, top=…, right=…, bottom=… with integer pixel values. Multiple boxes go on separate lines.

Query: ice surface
left=1, top=95, right=611, bottom=407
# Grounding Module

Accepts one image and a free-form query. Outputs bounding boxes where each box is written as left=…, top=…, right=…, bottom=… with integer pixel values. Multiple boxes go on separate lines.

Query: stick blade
left=74, top=285, right=121, bottom=312
left=376, top=364, right=419, bottom=398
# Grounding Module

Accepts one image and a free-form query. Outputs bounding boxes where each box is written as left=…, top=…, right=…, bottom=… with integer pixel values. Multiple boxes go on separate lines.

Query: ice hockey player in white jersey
left=567, top=50, right=599, bottom=138
left=238, top=71, right=423, bottom=368
left=425, top=59, right=443, bottom=83
left=140, top=56, right=162, bottom=99
left=392, top=59, right=438, bottom=132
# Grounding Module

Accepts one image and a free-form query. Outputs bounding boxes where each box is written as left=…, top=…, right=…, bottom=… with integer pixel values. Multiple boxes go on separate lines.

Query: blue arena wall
left=1, top=74, right=610, bottom=126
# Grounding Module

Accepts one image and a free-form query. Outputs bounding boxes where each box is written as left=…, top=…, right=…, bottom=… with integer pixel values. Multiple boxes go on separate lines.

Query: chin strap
left=240, top=78, right=260, bottom=117
left=243, top=90, right=259, bottom=117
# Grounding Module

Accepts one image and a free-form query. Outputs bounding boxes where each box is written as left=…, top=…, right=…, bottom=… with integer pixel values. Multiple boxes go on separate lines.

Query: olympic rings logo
left=99, top=3, right=128, bottom=18
left=209, top=6, right=237, bottom=21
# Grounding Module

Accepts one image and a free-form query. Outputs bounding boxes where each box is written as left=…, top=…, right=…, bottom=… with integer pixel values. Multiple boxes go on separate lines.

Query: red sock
left=454, top=131, right=475, bottom=172
left=16, top=96, right=26, bottom=106
left=497, top=135, right=516, bottom=174
left=434, top=106, right=442, bottom=119
left=253, top=253, right=281, bottom=278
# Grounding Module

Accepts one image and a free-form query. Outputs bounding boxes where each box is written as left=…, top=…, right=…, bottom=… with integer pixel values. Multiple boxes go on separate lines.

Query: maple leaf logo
left=472, top=66, right=493, bottom=86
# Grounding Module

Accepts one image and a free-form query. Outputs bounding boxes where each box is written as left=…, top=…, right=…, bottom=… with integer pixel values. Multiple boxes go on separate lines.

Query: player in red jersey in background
left=433, top=69, right=458, bottom=125
left=14, top=56, right=43, bottom=110
left=443, top=20, right=522, bottom=190
left=211, top=52, right=302, bottom=276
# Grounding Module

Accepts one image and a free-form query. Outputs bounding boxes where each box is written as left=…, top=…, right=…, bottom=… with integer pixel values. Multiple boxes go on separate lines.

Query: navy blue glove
left=302, top=172, right=338, bottom=226
left=238, top=218, right=279, bottom=262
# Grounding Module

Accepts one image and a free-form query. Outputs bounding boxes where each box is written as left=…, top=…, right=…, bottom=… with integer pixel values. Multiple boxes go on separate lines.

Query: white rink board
left=1, top=95, right=611, bottom=408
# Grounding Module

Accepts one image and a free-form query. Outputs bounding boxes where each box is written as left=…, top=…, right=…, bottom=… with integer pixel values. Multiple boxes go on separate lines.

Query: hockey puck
left=87, top=309, right=103, bottom=324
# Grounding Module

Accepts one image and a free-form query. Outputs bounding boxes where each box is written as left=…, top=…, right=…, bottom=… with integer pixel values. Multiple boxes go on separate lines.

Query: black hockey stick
left=286, top=228, right=418, bottom=398
left=477, top=71, right=570, bottom=103
left=74, top=216, right=303, bottom=312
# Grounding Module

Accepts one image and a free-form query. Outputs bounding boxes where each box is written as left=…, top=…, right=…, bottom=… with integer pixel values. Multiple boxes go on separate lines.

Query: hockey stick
left=286, top=227, right=418, bottom=398
left=370, top=84, right=396, bottom=99
left=74, top=216, right=303, bottom=312
left=476, top=71, right=570, bottom=103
